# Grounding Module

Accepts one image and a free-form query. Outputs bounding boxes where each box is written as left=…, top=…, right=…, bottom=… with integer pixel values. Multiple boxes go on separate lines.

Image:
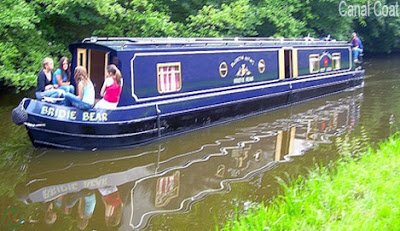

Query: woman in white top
left=63, top=66, right=94, bottom=110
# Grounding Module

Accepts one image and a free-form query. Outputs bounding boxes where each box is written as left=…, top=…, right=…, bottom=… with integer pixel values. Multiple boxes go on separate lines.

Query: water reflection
left=17, top=91, right=362, bottom=230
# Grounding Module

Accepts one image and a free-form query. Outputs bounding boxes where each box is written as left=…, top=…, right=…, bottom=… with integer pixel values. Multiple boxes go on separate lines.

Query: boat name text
left=42, top=177, right=109, bottom=200
left=231, top=56, right=255, bottom=68
left=40, top=105, right=108, bottom=122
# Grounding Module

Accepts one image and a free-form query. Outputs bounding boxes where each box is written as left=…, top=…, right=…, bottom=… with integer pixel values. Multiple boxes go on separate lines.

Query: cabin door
left=279, top=48, right=298, bottom=79
left=89, top=50, right=109, bottom=99
left=284, top=50, right=293, bottom=79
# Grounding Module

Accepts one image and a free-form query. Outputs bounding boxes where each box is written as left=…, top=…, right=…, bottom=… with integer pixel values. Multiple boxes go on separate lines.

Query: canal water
left=1, top=54, right=400, bottom=231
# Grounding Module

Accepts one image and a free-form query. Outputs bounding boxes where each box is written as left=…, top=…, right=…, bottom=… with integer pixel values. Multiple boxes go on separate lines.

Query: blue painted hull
left=22, top=70, right=364, bottom=150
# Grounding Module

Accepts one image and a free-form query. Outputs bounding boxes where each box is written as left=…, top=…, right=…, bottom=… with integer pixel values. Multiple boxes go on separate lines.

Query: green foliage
left=0, top=0, right=47, bottom=90
left=185, top=0, right=261, bottom=37
left=0, top=0, right=399, bottom=89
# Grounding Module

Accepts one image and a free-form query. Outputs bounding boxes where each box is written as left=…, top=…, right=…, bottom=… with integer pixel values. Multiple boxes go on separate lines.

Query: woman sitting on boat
left=94, top=64, right=122, bottom=109
left=36, top=57, right=64, bottom=101
left=53, top=56, right=75, bottom=94
left=63, top=66, right=95, bottom=110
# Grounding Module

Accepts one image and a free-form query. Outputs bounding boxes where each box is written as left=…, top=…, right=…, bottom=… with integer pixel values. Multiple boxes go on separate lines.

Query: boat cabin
left=69, top=37, right=352, bottom=107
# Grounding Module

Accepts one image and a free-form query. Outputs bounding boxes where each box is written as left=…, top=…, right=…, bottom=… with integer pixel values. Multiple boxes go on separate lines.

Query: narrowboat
left=12, top=37, right=365, bottom=150
left=18, top=92, right=362, bottom=229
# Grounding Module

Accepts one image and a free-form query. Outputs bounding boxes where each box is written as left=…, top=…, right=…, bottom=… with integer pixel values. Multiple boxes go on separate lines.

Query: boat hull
left=21, top=70, right=364, bottom=150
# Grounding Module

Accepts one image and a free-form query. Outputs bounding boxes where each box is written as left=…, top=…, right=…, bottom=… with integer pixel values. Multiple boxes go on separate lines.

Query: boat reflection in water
left=20, top=92, right=362, bottom=230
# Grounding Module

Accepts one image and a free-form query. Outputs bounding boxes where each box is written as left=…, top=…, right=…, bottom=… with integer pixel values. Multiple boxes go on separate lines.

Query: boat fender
left=11, top=102, right=28, bottom=125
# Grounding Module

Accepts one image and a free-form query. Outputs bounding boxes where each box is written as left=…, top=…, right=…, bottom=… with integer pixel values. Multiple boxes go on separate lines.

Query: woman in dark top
left=35, top=57, right=64, bottom=100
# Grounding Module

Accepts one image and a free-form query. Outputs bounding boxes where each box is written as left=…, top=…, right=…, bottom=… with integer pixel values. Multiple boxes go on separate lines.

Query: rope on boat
left=156, top=104, right=161, bottom=137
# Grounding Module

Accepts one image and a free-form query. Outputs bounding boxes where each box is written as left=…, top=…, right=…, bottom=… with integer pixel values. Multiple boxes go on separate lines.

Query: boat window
left=77, top=48, right=87, bottom=67
left=219, top=62, right=228, bottom=77
left=309, top=54, right=320, bottom=73
left=157, top=62, right=182, bottom=94
left=332, top=53, right=341, bottom=70
left=258, top=59, right=266, bottom=73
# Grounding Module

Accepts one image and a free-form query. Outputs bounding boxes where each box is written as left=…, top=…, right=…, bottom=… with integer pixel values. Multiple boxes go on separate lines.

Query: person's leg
left=353, top=48, right=359, bottom=62
left=68, top=85, right=75, bottom=94
left=59, top=85, right=75, bottom=94
left=64, top=93, right=91, bottom=110
left=35, top=92, right=43, bottom=100
left=64, top=93, right=79, bottom=107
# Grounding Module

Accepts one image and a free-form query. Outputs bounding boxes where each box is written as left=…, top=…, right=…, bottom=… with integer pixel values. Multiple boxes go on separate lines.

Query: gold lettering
left=70, top=111, right=77, bottom=120
left=48, top=107, right=55, bottom=116
left=41, top=106, right=48, bottom=115
left=102, top=113, right=108, bottom=121
left=83, top=112, right=89, bottom=121
left=95, top=113, right=102, bottom=121
left=90, top=112, right=96, bottom=121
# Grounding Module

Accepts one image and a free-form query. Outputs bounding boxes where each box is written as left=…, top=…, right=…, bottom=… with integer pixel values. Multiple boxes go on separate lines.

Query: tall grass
left=221, top=134, right=400, bottom=231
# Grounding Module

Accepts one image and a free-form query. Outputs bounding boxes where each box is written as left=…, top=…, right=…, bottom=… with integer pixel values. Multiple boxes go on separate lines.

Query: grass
left=220, top=134, right=400, bottom=231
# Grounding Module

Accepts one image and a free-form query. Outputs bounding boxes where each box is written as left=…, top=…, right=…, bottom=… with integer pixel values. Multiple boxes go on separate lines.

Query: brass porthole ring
left=219, top=62, right=228, bottom=78
left=258, top=59, right=266, bottom=73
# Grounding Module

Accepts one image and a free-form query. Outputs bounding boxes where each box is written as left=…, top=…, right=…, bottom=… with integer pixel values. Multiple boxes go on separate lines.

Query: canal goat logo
left=230, top=55, right=255, bottom=84
left=236, top=64, right=252, bottom=77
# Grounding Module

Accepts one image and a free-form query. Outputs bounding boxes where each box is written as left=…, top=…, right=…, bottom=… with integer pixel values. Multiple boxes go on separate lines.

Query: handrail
left=81, top=36, right=349, bottom=47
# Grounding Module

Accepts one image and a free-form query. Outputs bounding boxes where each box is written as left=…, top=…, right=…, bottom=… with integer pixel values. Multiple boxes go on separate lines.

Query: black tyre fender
left=11, top=102, right=28, bottom=125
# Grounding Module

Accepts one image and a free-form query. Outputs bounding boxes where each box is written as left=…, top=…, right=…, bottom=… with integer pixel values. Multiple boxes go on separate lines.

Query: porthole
left=219, top=62, right=228, bottom=78
left=258, top=59, right=266, bottom=73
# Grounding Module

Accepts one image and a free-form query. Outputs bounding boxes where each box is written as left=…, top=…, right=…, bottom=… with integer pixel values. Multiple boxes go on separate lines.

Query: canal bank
left=222, top=134, right=400, bottom=231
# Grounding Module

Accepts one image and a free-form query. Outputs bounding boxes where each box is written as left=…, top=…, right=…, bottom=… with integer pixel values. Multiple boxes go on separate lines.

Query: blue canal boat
left=12, top=37, right=365, bottom=150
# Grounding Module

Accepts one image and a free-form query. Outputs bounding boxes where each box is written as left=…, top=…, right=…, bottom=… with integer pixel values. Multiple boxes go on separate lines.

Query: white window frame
left=332, top=53, right=341, bottom=70
left=309, top=54, right=320, bottom=74
left=157, top=62, right=182, bottom=94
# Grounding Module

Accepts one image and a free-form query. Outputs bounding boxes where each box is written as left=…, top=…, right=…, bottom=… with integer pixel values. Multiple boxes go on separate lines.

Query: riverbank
left=221, top=134, right=400, bottom=231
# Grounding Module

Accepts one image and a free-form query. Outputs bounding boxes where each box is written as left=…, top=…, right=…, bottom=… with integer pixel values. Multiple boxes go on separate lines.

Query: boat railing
left=82, top=36, right=349, bottom=47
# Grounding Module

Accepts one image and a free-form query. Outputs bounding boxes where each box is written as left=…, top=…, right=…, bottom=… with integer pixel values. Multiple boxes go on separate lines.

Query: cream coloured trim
left=279, top=49, right=285, bottom=80
left=77, top=48, right=87, bottom=68
left=104, top=52, right=109, bottom=80
left=292, top=49, right=298, bottom=78
left=87, top=49, right=91, bottom=77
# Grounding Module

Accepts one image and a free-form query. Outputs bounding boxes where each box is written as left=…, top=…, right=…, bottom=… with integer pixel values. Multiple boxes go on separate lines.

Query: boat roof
left=73, top=37, right=350, bottom=52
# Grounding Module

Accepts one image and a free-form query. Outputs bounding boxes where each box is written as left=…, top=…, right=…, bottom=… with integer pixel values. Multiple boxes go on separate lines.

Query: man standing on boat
left=351, top=32, right=364, bottom=64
